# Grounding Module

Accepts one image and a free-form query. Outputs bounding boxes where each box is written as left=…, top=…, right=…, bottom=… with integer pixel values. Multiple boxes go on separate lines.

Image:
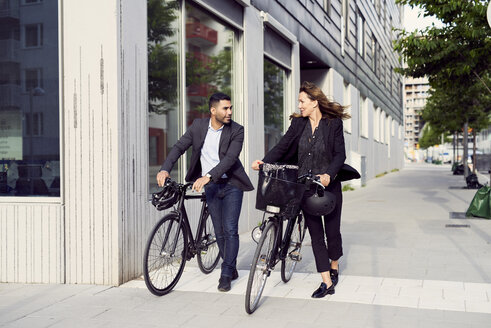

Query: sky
left=403, top=5, right=443, bottom=32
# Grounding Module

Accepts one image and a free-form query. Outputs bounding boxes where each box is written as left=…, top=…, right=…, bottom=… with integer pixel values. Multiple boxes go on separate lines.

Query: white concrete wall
left=62, top=0, right=122, bottom=285
left=0, top=202, right=64, bottom=283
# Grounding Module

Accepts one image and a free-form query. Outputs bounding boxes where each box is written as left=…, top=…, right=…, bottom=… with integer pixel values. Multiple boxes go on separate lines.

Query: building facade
left=403, top=76, right=429, bottom=161
left=0, top=0, right=404, bottom=285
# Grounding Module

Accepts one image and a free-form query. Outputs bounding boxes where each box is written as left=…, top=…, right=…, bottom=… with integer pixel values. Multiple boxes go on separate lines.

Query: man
left=156, top=92, right=253, bottom=292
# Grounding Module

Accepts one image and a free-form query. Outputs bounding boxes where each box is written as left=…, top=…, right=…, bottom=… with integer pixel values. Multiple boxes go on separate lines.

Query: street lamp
left=28, top=86, right=45, bottom=160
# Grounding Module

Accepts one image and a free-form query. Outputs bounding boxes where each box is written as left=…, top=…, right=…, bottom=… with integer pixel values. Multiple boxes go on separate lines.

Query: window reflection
left=0, top=0, right=59, bottom=197
left=148, top=0, right=180, bottom=193
left=185, top=4, right=233, bottom=128
left=264, top=58, right=286, bottom=154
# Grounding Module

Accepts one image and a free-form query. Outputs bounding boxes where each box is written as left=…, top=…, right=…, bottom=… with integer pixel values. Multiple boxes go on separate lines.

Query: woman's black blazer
left=263, top=116, right=346, bottom=179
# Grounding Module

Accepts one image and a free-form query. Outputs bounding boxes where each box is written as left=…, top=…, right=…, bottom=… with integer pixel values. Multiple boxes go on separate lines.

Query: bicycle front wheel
left=281, top=214, right=306, bottom=283
left=197, top=212, right=220, bottom=274
left=245, top=221, right=277, bottom=314
left=143, top=213, right=188, bottom=296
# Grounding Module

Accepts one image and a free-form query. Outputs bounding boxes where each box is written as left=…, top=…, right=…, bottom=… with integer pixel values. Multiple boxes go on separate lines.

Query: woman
left=252, top=81, right=350, bottom=298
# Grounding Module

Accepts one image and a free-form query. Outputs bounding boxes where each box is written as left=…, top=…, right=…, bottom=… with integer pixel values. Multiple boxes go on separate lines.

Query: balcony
left=187, top=83, right=215, bottom=98
left=186, top=22, right=217, bottom=46
left=0, top=84, right=21, bottom=108
left=0, top=39, right=20, bottom=62
left=0, top=0, right=20, bottom=22
left=190, top=51, right=212, bottom=67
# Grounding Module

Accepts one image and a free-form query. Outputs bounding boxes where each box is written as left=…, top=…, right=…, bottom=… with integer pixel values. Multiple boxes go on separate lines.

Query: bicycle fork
left=160, top=213, right=183, bottom=258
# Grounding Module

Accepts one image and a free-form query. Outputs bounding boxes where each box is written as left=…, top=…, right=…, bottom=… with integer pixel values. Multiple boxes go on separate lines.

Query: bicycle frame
left=266, top=212, right=300, bottom=269
left=161, top=184, right=210, bottom=259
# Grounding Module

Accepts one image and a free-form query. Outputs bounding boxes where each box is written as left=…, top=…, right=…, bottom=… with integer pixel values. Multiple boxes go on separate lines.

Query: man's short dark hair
left=209, top=92, right=231, bottom=111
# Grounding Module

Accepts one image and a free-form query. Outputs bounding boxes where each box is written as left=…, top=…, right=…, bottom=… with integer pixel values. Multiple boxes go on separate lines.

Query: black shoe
left=218, top=276, right=231, bottom=292
left=330, top=269, right=339, bottom=287
left=311, top=282, right=335, bottom=298
left=232, top=269, right=239, bottom=281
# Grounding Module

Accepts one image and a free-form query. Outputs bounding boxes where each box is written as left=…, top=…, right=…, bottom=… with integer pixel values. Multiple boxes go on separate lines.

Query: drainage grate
left=449, top=212, right=467, bottom=219
left=448, top=186, right=468, bottom=189
left=445, top=224, right=470, bottom=228
left=449, top=212, right=486, bottom=220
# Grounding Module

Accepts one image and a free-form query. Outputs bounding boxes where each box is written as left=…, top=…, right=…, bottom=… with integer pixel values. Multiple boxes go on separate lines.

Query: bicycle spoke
left=143, top=214, right=187, bottom=295
left=245, top=222, right=277, bottom=314
left=197, top=213, right=220, bottom=274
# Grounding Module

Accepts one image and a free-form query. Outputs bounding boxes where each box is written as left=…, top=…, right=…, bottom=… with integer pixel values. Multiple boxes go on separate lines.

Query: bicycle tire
left=143, top=213, right=188, bottom=296
left=281, top=214, right=306, bottom=283
left=245, top=221, right=277, bottom=314
left=197, top=212, right=220, bottom=274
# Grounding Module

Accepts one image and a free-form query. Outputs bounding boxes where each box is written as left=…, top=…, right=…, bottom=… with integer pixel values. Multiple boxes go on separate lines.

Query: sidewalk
left=2, top=162, right=491, bottom=327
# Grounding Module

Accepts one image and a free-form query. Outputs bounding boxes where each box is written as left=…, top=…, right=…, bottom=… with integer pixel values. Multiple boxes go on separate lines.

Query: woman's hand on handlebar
left=317, top=173, right=331, bottom=187
left=252, top=160, right=264, bottom=171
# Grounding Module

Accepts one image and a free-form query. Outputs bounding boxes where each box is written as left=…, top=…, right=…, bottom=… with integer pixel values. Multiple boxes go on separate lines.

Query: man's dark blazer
left=263, top=116, right=346, bottom=180
left=161, top=118, right=254, bottom=192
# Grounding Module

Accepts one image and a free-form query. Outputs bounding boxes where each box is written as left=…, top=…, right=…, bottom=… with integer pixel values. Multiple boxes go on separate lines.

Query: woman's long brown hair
left=291, top=81, right=351, bottom=120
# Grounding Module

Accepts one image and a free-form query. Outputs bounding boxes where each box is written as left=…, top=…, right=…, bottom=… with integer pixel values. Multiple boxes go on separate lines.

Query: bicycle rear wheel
left=281, top=214, right=306, bottom=283
left=143, top=213, right=188, bottom=296
left=245, top=221, right=277, bottom=314
left=197, top=212, right=220, bottom=274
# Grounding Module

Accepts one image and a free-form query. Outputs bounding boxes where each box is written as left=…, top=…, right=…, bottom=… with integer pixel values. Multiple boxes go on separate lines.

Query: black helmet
left=152, top=180, right=179, bottom=211
left=303, top=187, right=336, bottom=216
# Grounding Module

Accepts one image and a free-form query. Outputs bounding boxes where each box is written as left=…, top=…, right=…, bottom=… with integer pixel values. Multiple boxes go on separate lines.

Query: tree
left=394, top=0, right=490, bottom=88
left=394, top=0, right=491, bottom=172
left=148, top=0, right=179, bottom=115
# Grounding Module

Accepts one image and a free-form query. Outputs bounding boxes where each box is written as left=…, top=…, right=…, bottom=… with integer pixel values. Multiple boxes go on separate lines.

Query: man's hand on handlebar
left=192, top=175, right=211, bottom=193
left=156, top=170, right=170, bottom=187
left=252, top=160, right=264, bottom=171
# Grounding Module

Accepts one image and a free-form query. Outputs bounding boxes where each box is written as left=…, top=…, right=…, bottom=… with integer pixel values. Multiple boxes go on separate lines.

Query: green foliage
left=264, top=59, right=285, bottom=129
left=375, top=172, right=388, bottom=178
left=342, top=184, right=355, bottom=192
left=391, top=168, right=399, bottom=172
left=186, top=45, right=233, bottom=113
left=418, top=123, right=451, bottom=149
left=148, top=0, right=234, bottom=114
left=394, top=0, right=491, bottom=140
left=148, top=0, right=179, bottom=115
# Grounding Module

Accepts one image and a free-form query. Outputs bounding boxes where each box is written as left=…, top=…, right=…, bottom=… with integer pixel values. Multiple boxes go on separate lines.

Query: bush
left=342, top=184, right=355, bottom=192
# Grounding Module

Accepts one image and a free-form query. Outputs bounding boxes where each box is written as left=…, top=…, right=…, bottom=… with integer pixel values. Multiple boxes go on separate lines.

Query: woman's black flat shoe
left=311, top=282, right=335, bottom=298
left=330, top=269, right=339, bottom=286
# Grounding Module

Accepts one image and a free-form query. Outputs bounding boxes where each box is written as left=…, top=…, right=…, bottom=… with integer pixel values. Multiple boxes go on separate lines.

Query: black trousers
left=303, top=180, right=343, bottom=273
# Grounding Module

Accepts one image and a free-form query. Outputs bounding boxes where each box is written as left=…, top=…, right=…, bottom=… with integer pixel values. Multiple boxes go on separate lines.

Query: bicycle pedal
left=290, top=251, right=302, bottom=262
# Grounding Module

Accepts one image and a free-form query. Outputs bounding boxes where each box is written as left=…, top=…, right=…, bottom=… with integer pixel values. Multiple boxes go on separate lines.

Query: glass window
left=357, top=12, right=364, bottom=57
left=24, top=23, right=42, bottom=48
left=147, top=0, right=180, bottom=193
left=359, top=95, right=368, bottom=138
left=185, top=3, right=235, bottom=168
left=23, top=0, right=43, bottom=4
left=0, top=1, right=59, bottom=197
left=264, top=58, right=286, bottom=154
left=343, top=81, right=351, bottom=133
left=323, top=0, right=331, bottom=16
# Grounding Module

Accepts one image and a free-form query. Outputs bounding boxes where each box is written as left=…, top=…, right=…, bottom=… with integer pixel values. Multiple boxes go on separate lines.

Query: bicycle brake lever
left=312, top=178, right=325, bottom=190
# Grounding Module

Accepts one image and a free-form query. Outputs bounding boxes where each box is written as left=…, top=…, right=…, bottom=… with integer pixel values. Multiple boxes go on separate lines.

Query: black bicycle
left=143, top=179, right=220, bottom=296
left=245, top=165, right=322, bottom=314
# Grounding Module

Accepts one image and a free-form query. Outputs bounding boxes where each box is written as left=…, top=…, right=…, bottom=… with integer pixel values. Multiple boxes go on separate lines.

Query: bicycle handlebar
left=296, top=173, right=325, bottom=190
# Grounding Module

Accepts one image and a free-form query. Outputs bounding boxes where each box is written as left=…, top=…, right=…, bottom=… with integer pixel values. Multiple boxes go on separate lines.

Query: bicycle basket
left=256, top=164, right=306, bottom=215
left=152, top=180, right=179, bottom=211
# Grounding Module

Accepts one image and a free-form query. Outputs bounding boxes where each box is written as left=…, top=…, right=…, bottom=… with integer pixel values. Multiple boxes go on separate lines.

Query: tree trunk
left=473, top=129, right=477, bottom=174
left=453, top=132, right=456, bottom=164
left=463, top=121, right=469, bottom=177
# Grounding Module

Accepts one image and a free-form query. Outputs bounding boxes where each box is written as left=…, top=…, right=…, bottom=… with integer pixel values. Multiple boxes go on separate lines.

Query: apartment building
left=404, top=76, right=429, bottom=151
